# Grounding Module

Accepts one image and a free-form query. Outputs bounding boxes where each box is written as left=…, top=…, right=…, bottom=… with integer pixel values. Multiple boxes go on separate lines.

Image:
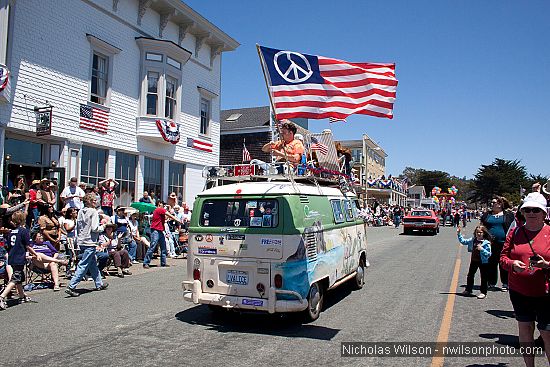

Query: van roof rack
left=203, top=163, right=357, bottom=192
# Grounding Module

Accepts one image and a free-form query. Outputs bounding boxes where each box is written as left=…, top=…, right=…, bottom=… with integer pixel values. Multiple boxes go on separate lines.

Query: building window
left=167, top=56, right=181, bottom=69
left=165, top=76, right=177, bottom=119
left=168, top=162, right=185, bottom=206
left=90, top=52, right=108, bottom=105
left=146, top=52, right=163, bottom=62
left=114, top=152, right=137, bottom=206
left=200, top=98, right=210, bottom=135
left=137, top=38, right=191, bottom=122
left=146, top=71, right=159, bottom=115
left=143, top=157, right=162, bottom=203
left=87, top=35, right=120, bottom=107
left=80, top=146, right=107, bottom=187
left=4, top=137, right=43, bottom=165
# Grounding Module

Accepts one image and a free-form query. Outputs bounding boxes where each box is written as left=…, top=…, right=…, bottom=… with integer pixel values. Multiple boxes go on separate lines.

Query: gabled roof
left=220, top=106, right=271, bottom=131
left=408, top=185, right=426, bottom=194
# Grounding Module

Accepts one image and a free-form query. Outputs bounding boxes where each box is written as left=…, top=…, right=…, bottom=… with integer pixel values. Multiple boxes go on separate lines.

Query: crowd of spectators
left=0, top=174, right=190, bottom=309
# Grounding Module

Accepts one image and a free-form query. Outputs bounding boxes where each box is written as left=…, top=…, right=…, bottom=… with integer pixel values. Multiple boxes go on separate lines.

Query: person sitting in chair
left=30, top=232, right=69, bottom=291
left=98, top=223, right=131, bottom=278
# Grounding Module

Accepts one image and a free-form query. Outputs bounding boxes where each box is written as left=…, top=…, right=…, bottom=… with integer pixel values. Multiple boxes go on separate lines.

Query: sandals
left=53, top=285, right=61, bottom=291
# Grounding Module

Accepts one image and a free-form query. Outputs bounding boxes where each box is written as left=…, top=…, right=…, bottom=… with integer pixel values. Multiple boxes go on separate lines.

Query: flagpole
left=256, top=44, right=294, bottom=182
left=256, top=44, right=277, bottom=116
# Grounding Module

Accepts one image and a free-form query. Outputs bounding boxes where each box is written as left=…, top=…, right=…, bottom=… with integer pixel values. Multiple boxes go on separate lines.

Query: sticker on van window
left=250, top=217, right=262, bottom=227
left=226, top=234, right=245, bottom=241
left=194, top=234, right=203, bottom=242
left=262, top=215, right=272, bottom=227
left=234, top=219, right=241, bottom=227
left=261, top=238, right=282, bottom=246
left=247, top=201, right=257, bottom=209
left=198, top=247, right=217, bottom=255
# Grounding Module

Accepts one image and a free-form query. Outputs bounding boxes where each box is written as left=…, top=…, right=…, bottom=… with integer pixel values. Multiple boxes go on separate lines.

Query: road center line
left=431, top=245, right=462, bottom=367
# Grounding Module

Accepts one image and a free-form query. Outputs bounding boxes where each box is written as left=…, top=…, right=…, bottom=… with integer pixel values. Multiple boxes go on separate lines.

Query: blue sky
left=185, top=0, right=550, bottom=179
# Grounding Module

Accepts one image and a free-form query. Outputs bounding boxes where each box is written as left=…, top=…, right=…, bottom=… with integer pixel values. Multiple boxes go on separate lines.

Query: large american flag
left=79, top=104, right=109, bottom=134
left=242, top=143, right=251, bottom=162
left=259, top=45, right=397, bottom=120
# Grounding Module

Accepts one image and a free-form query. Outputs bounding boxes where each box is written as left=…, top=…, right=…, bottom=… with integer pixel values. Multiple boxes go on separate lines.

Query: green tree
left=416, top=169, right=452, bottom=193
left=470, top=159, right=528, bottom=205
left=400, top=167, right=421, bottom=185
left=449, top=176, right=473, bottom=201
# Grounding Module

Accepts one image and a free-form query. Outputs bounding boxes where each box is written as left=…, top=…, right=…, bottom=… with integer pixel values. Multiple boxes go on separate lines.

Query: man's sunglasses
left=522, top=207, right=544, bottom=214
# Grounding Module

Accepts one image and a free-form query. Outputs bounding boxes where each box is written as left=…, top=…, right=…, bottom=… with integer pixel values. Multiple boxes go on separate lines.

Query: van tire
left=303, top=282, right=323, bottom=322
left=352, top=258, right=366, bottom=290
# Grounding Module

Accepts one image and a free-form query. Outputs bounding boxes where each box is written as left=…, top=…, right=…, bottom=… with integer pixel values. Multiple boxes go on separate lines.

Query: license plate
left=226, top=270, right=248, bottom=285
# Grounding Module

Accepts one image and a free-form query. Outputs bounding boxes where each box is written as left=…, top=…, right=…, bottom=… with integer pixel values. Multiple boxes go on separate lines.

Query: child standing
left=457, top=225, right=492, bottom=299
left=0, top=211, right=40, bottom=310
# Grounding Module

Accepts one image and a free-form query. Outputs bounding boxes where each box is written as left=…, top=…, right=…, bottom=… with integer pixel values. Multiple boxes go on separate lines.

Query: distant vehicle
left=419, top=198, right=439, bottom=212
left=403, top=209, right=440, bottom=235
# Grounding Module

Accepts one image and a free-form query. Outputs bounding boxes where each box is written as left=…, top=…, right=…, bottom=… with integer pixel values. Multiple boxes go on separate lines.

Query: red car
left=403, top=209, right=440, bottom=235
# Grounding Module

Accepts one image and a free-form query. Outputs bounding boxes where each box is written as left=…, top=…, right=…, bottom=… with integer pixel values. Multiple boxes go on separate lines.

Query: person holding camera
left=500, top=192, right=550, bottom=366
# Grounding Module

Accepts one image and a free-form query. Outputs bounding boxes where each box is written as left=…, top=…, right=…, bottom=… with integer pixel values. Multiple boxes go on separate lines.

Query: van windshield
left=200, top=199, right=279, bottom=228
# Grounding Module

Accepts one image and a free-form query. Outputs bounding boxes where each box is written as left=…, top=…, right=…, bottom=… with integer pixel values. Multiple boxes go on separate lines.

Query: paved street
left=0, top=224, right=546, bottom=367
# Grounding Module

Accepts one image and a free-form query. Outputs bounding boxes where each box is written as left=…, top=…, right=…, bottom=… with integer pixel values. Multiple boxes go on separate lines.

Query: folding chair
left=25, top=258, right=54, bottom=286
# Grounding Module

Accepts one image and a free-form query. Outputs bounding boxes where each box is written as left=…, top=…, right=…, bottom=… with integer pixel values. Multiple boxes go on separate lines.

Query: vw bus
left=182, top=177, right=368, bottom=321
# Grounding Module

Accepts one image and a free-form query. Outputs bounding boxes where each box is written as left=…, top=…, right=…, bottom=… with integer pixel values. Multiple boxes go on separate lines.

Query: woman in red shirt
left=500, top=192, right=550, bottom=366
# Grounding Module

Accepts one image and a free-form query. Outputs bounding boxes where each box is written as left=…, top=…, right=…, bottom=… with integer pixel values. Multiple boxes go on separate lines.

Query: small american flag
left=187, top=137, right=213, bottom=152
left=242, top=143, right=251, bottom=163
left=310, top=136, right=328, bottom=155
left=79, top=104, right=109, bottom=134
left=329, top=117, right=347, bottom=123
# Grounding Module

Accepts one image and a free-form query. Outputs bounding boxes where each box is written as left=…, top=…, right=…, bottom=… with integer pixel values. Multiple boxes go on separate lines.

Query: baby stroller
left=167, top=221, right=188, bottom=257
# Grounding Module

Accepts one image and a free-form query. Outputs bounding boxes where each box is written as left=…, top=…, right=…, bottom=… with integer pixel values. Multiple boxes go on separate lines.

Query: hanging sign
left=35, top=106, right=53, bottom=136
left=155, top=119, right=180, bottom=144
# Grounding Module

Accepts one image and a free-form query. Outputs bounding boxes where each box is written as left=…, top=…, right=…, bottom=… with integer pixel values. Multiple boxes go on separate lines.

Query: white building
left=0, top=0, right=238, bottom=208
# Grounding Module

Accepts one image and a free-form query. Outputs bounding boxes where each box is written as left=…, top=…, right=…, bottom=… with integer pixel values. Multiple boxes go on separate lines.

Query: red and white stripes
left=271, top=56, right=397, bottom=120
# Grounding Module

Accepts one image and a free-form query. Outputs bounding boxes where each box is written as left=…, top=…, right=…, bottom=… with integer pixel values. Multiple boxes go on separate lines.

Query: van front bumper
left=182, top=280, right=308, bottom=313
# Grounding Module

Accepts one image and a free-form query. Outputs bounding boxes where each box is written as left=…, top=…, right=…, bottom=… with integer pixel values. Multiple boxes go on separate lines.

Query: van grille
left=299, top=195, right=309, bottom=204
left=304, top=233, right=317, bottom=261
